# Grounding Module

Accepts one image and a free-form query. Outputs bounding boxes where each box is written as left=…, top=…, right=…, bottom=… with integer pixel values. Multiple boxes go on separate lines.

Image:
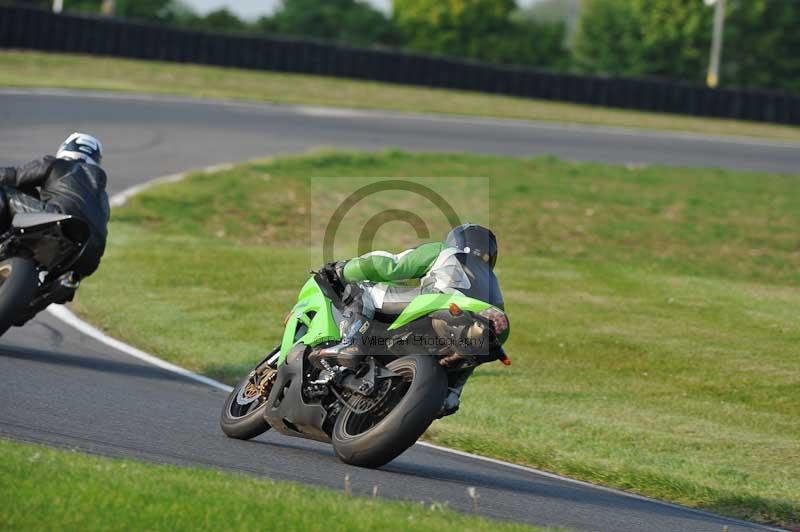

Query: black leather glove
left=321, top=261, right=347, bottom=293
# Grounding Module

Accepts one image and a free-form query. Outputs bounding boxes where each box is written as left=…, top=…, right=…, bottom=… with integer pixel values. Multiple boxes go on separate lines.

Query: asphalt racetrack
left=1, top=89, right=794, bottom=531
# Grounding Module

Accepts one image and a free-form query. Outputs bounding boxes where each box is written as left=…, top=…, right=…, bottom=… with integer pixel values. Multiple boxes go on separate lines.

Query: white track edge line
left=43, top=156, right=783, bottom=532
left=46, top=305, right=232, bottom=393
left=109, top=163, right=235, bottom=208
left=415, top=441, right=783, bottom=530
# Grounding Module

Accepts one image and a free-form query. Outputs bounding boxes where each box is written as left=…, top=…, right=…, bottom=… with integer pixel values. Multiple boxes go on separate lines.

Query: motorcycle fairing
left=11, top=212, right=75, bottom=230
left=387, top=293, right=492, bottom=331
left=263, top=343, right=331, bottom=443
left=278, top=277, right=341, bottom=366
left=278, top=277, right=502, bottom=361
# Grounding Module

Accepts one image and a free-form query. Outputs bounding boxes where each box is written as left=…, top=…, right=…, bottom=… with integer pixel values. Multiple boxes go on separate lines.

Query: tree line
left=7, top=0, right=800, bottom=95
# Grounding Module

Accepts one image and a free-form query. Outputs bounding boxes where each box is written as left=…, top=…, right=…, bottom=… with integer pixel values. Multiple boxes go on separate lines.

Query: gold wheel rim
left=243, top=383, right=259, bottom=399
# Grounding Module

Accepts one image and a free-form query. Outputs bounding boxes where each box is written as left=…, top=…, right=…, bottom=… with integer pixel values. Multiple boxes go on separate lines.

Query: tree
left=115, top=0, right=177, bottom=21
left=573, top=0, right=711, bottom=80
left=572, top=0, right=640, bottom=75
left=722, top=0, right=800, bottom=94
left=478, top=18, right=567, bottom=69
left=258, top=0, right=401, bottom=46
left=520, top=0, right=582, bottom=39
left=635, top=0, right=711, bottom=80
left=10, top=0, right=194, bottom=22
left=62, top=0, right=103, bottom=14
left=189, top=8, right=249, bottom=33
left=5, top=0, right=51, bottom=9
left=393, top=0, right=515, bottom=57
left=393, top=0, right=568, bottom=69
left=574, top=0, right=800, bottom=94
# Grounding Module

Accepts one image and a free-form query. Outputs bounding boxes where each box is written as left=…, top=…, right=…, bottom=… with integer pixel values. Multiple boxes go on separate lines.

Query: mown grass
left=73, top=151, right=800, bottom=527
left=0, top=438, right=539, bottom=532
left=4, top=50, right=800, bottom=141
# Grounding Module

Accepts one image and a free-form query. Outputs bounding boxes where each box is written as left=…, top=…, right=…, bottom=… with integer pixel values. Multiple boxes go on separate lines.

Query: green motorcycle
left=220, top=270, right=510, bottom=468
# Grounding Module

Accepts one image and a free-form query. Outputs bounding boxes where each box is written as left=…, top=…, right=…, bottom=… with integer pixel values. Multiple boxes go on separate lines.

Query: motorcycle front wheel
left=220, top=347, right=278, bottom=440
left=332, top=354, right=447, bottom=468
left=0, top=258, right=39, bottom=336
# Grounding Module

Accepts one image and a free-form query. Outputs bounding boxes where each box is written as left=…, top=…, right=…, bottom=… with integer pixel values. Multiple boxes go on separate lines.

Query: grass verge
left=72, top=151, right=800, bottom=527
left=0, top=438, right=538, bottom=531
left=3, top=50, right=800, bottom=141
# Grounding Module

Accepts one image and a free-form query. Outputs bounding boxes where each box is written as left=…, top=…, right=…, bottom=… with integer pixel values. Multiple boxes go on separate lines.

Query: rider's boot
left=439, top=368, right=474, bottom=418
left=309, top=309, right=369, bottom=370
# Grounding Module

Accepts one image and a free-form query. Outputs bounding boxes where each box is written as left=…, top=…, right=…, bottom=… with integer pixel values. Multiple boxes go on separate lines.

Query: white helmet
left=56, top=132, right=103, bottom=166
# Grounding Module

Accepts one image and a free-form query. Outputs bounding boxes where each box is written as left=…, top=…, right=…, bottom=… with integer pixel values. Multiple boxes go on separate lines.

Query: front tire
left=0, top=258, right=39, bottom=336
left=220, top=349, right=278, bottom=440
left=332, top=355, right=448, bottom=468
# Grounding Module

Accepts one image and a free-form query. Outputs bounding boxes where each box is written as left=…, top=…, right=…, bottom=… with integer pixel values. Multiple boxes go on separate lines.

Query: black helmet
left=445, top=223, right=498, bottom=269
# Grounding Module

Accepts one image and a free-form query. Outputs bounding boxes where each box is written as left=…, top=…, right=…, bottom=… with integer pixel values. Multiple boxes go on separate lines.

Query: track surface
left=1, top=91, right=792, bottom=531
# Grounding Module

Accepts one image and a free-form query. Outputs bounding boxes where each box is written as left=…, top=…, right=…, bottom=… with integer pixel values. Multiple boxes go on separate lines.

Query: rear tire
left=220, top=350, right=277, bottom=440
left=0, top=258, right=39, bottom=336
left=332, top=355, right=447, bottom=468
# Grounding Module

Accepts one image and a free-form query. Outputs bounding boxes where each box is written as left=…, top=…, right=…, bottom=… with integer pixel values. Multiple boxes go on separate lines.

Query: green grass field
left=0, top=438, right=537, bottom=532
left=72, top=151, right=800, bottom=527
left=4, top=50, right=800, bottom=141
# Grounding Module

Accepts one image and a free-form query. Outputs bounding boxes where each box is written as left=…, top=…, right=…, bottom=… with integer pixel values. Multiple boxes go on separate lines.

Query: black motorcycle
left=0, top=210, right=90, bottom=336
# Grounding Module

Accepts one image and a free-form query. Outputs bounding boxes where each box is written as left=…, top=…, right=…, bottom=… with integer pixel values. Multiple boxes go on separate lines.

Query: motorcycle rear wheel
left=332, top=355, right=447, bottom=468
left=0, top=258, right=39, bottom=336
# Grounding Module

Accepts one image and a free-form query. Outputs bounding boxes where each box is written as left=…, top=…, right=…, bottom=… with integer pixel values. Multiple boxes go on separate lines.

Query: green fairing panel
left=388, top=293, right=492, bottom=330
left=343, top=242, right=445, bottom=283
left=278, top=277, right=341, bottom=365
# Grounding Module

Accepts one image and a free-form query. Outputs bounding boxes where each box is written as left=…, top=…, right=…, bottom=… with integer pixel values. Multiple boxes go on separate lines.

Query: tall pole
left=706, top=0, right=726, bottom=88
left=52, top=0, right=63, bottom=14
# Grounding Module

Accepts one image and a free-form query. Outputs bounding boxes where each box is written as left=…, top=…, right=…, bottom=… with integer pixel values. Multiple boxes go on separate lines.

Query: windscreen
left=457, top=255, right=505, bottom=311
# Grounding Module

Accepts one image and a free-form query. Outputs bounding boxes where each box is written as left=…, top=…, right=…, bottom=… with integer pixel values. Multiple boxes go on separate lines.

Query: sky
left=184, top=0, right=540, bottom=20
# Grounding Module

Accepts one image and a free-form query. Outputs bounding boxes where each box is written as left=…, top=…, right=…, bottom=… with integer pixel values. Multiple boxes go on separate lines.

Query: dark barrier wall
left=3, top=5, right=800, bottom=125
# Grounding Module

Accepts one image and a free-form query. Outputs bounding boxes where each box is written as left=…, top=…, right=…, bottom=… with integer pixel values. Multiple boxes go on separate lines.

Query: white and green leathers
left=342, top=242, right=472, bottom=313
